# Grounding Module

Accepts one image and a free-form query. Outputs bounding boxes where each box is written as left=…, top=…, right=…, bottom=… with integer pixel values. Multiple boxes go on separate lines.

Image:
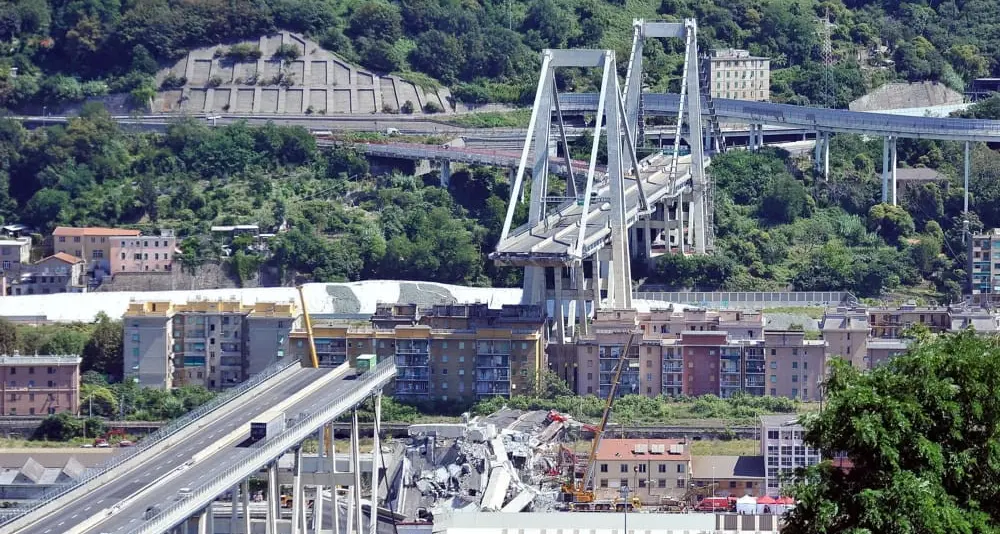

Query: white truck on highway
left=250, top=411, right=285, bottom=442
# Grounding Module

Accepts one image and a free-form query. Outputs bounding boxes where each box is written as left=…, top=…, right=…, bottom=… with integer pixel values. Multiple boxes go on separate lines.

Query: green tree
left=0, top=319, right=17, bottom=355
left=23, top=188, right=69, bottom=231
left=82, top=312, right=123, bottom=381
left=525, top=369, right=574, bottom=399
left=867, top=203, right=915, bottom=244
left=759, top=174, right=810, bottom=224
left=409, top=30, right=465, bottom=83
left=786, top=331, right=1000, bottom=533
left=346, top=2, right=402, bottom=42
left=34, top=412, right=83, bottom=440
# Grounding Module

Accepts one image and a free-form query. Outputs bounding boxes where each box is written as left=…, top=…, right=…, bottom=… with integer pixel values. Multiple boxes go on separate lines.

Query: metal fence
left=130, top=360, right=397, bottom=534
left=633, top=291, right=857, bottom=308
left=0, top=356, right=300, bottom=526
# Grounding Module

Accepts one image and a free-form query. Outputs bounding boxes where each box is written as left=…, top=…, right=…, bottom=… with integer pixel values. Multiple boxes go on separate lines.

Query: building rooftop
left=437, top=512, right=717, bottom=533
left=45, top=252, right=84, bottom=264
left=0, top=355, right=82, bottom=365
left=52, top=226, right=140, bottom=237
left=866, top=339, right=912, bottom=350
left=710, top=48, right=768, bottom=60
left=594, top=439, right=689, bottom=461
left=759, top=414, right=801, bottom=428
left=690, top=455, right=765, bottom=479
left=0, top=237, right=30, bottom=247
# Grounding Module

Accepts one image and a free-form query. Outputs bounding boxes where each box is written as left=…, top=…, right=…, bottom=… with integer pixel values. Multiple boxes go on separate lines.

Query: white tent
left=735, top=495, right=757, bottom=514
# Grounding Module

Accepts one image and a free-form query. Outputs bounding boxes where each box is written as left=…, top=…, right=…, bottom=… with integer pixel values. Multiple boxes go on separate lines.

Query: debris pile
left=399, top=409, right=572, bottom=522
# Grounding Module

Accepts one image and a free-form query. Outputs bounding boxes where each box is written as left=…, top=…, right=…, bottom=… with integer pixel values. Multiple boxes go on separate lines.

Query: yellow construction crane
left=296, top=285, right=330, bottom=450
left=561, top=329, right=641, bottom=507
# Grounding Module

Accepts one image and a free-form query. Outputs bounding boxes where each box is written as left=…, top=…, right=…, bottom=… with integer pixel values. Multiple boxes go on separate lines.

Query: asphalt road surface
left=18, top=366, right=338, bottom=534
left=74, top=367, right=369, bottom=534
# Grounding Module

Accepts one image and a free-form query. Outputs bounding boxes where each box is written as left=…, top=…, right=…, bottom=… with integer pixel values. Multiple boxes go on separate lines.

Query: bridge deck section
left=559, top=93, right=1000, bottom=142
left=493, top=154, right=695, bottom=266
left=14, top=366, right=347, bottom=534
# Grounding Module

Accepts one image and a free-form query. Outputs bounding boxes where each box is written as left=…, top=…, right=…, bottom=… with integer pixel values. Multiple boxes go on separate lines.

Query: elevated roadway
left=336, top=140, right=600, bottom=176
left=7, top=363, right=382, bottom=534
left=558, top=93, right=1000, bottom=142
left=493, top=152, right=697, bottom=266
left=105, top=361, right=394, bottom=534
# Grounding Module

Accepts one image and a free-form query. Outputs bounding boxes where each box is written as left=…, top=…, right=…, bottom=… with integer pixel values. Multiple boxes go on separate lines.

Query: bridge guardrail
left=1, top=356, right=300, bottom=526
left=130, top=360, right=397, bottom=534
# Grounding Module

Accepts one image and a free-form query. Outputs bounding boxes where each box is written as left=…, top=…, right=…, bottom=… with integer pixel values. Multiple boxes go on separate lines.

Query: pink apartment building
left=0, top=355, right=81, bottom=416
left=111, top=234, right=177, bottom=273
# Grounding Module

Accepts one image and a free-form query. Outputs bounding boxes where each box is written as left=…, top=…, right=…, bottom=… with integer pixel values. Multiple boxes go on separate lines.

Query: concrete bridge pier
left=267, top=461, right=280, bottom=534
left=813, top=131, right=830, bottom=180
left=440, top=160, right=451, bottom=187
left=881, top=136, right=898, bottom=205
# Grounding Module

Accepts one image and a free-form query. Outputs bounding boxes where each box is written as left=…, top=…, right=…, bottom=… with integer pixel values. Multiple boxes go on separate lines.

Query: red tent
left=778, top=496, right=796, bottom=505
left=756, top=496, right=777, bottom=505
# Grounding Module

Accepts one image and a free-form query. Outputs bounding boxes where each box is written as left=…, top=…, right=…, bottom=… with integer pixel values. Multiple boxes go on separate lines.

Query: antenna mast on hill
left=818, top=8, right=835, bottom=106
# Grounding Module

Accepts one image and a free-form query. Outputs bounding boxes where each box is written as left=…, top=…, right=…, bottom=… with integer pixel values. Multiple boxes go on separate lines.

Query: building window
left=600, top=464, right=608, bottom=472
left=746, top=481, right=753, bottom=488
left=770, top=361, right=777, bottom=369
left=620, top=479, right=629, bottom=487
left=600, top=479, right=608, bottom=488
left=791, top=362, right=798, bottom=369
left=770, top=375, right=777, bottom=383
left=47, top=380, right=54, bottom=387
left=676, top=479, right=685, bottom=488
left=620, top=465, right=628, bottom=473
left=638, top=464, right=646, bottom=473
left=658, top=479, right=667, bottom=488
left=677, top=464, right=685, bottom=473
left=28, top=367, right=34, bottom=374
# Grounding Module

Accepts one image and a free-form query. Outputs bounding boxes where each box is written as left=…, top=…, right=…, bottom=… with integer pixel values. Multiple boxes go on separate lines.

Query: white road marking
left=84, top=506, right=92, bottom=511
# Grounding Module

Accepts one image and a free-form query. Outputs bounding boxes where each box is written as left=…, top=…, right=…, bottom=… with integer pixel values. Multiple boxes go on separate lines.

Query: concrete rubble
left=398, top=409, right=570, bottom=523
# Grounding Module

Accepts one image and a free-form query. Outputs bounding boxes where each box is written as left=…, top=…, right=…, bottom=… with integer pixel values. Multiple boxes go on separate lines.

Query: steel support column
left=890, top=136, right=898, bottom=206
left=370, top=392, right=382, bottom=534
left=882, top=136, right=890, bottom=203
left=328, top=421, right=339, bottom=534
left=267, top=462, right=279, bottom=534
left=292, top=446, right=304, bottom=534
left=230, top=483, right=240, bottom=534
left=241, top=478, right=251, bottom=534
left=352, top=408, right=364, bottom=534
left=313, top=484, right=324, bottom=534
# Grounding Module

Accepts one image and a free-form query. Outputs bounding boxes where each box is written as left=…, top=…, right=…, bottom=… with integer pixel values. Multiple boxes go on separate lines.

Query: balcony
left=395, top=355, right=429, bottom=367
left=475, top=384, right=511, bottom=396
left=477, top=369, right=510, bottom=381
left=395, top=383, right=430, bottom=395
left=397, top=369, right=430, bottom=381
left=662, top=363, right=683, bottom=373
left=477, top=355, right=509, bottom=368
left=745, top=362, right=765, bottom=374
left=477, top=341, right=512, bottom=355
left=720, top=377, right=741, bottom=388
left=745, top=376, right=766, bottom=388
left=395, top=346, right=429, bottom=355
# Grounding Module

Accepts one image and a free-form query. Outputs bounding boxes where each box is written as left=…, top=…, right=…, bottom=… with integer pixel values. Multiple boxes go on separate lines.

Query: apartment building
left=110, top=232, right=177, bottom=273
left=763, top=331, right=826, bottom=402
left=591, top=439, right=691, bottom=501
left=969, top=228, right=1000, bottom=296
left=819, top=305, right=997, bottom=370
left=0, top=355, right=81, bottom=416
left=760, top=415, right=822, bottom=496
left=9, top=253, right=86, bottom=295
left=52, top=227, right=140, bottom=280
left=123, top=299, right=299, bottom=389
left=638, top=307, right=764, bottom=341
left=0, top=236, right=31, bottom=273
left=569, top=309, right=820, bottom=401
left=868, top=304, right=950, bottom=338
left=290, top=303, right=548, bottom=402
left=819, top=307, right=869, bottom=368
left=706, top=49, right=770, bottom=101
left=690, top=455, right=765, bottom=498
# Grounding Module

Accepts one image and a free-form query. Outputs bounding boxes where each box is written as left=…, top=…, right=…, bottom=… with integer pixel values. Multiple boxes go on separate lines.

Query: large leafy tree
left=786, top=331, right=1000, bottom=533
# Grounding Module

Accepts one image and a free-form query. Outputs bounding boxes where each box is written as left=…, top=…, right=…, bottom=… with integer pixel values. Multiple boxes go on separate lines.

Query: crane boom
left=577, top=329, right=641, bottom=495
left=297, top=285, right=319, bottom=369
